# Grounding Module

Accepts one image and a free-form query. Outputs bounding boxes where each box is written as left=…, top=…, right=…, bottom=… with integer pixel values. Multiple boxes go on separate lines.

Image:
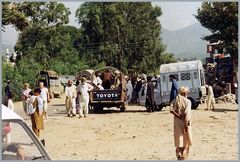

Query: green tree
left=76, top=2, right=167, bottom=74
left=15, top=25, right=86, bottom=74
left=2, top=63, right=24, bottom=101
left=2, top=2, right=70, bottom=30
left=2, top=2, right=29, bottom=31
left=195, top=2, right=238, bottom=61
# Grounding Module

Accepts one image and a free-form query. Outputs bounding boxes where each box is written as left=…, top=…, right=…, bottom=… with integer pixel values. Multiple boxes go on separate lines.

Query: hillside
left=2, top=23, right=211, bottom=60
left=161, top=22, right=211, bottom=60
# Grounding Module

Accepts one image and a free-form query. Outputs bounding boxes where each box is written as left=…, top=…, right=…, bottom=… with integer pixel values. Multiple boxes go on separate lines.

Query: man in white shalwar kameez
left=65, top=80, right=77, bottom=117
left=126, top=77, right=133, bottom=104
left=205, top=84, right=215, bottom=110
left=78, top=77, right=94, bottom=118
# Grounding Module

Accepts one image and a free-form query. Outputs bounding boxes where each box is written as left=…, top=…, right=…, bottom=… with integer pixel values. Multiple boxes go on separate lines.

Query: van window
left=162, top=75, right=166, bottom=82
left=2, top=121, right=46, bottom=160
left=194, top=72, right=198, bottom=79
left=180, top=73, right=190, bottom=80
left=169, top=74, right=179, bottom=81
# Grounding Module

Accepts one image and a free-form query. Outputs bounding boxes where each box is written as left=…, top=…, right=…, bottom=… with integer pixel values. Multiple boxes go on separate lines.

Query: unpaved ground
left=14, top=98, right=238, bottom=160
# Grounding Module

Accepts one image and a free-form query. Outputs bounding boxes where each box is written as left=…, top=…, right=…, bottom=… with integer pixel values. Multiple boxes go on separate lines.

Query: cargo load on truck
left=89, top=66, right=127, bottom=112
left=76, top=69, right=94, bottom=81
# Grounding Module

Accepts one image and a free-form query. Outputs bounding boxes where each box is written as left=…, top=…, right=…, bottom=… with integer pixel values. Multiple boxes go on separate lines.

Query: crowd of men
left=3, top=67, right=237, bottom=161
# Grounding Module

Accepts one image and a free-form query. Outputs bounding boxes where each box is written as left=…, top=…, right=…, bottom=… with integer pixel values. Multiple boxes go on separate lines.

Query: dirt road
left=14, top=98, right=238, bottom=160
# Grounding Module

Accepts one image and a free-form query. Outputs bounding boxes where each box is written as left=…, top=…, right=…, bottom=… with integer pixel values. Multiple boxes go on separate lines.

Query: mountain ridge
left=161, top=22, right=211, bottom=60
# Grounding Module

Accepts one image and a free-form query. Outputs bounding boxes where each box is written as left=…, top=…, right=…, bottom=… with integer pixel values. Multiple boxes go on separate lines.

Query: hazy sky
left=154, top=2, right=202, bottom=31
left=63, top=2, right=202, bottom=31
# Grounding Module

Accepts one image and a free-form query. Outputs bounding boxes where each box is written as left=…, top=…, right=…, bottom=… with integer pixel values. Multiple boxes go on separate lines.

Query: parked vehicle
left=2, top=104, right=51, bottom=160
left=89, top=66, right=127, bottom=112
left=36, top=70, right=64, bottom=98
left=139, top=60, right=207, bottom=110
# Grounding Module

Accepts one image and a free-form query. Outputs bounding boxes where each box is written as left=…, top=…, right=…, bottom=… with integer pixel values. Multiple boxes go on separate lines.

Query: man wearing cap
left=78, top=77, right=94, bottom=118
left=4, top=80, right=12, bottom=106
left=30, top=88, right=44, bottom=138
left=170, top=75, right=178, bottom=103
left=65, top=80, right=77, bottom=117
left=146, top=76, right=154, bottom=112
left=170, top=86, right=192, bottom=160
left=21, top=83, right=32, bottom=120
left=205, top=84, right=215, bottom=110
left=39, top=82, right=49, bottom=119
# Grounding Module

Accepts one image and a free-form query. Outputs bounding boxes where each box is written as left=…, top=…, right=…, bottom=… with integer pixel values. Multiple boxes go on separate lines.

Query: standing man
left=170, top=75, right=178, bottom=103
left=78, top=77, right=94, bottom=118
left=21, top=83, right=32, bottom=120
left=126, top=76, right=133, bottom=104
left=39, top=82, right=49, bottom=119
left=65, top=80, right=77, bottom=117
left=4, top=80, right=12, bottom=106
left=170, top=86, right=192, bottom=160
left=102, top=69, right=112, bottom=89
left=205, top=84, right=215, bottom=110
left=30, top=88, right=44, bottom=138
left=146, top=76, right=155, bottom=112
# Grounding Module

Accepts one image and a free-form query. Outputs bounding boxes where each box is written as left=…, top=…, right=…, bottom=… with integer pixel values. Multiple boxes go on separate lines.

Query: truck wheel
left=120, top=106, right=126, bottom=112
left=188, top=97, right=199, bottom=109
left=154, top=102, right=158, bottom=111
left=93, top=105, right=103, bottom=113
left=98, top=106, right=103, bottom=112
left=157, top=105, right=164, bottom=111
left=93, top=106, right=98, bottom=113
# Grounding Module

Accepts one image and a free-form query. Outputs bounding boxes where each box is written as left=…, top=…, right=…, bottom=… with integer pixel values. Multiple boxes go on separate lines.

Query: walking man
left=29, top=88, right=44, bottom=138
left=4, top=80, right=12, bottom=106
left=170, top=86, right=192, bottom=160
left=78, top=77, right=93, bottom=118
left=21, top=83, right=32, bottom=120
left=146, top=76, right=155, bottom=112
left=205, top=84, right=215, bottom=110
left=170, top=75, right=178, bottom=103
left=39, top=82, right=49, bottom=119
left=65, top=80, right=77, bottom=117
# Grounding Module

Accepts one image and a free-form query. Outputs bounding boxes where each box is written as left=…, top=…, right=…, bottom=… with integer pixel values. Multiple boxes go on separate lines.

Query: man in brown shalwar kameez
left=30, top=88, right=44, bottom=138
left=170, top=86, right=192, bottom=160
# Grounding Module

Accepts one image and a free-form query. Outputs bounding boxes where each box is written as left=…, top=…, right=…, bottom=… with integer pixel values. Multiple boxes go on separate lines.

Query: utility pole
left=117, top=26, right=123, bottom=72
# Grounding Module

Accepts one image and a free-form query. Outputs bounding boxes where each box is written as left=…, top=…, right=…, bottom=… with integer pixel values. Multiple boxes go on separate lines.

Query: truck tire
left=154, top=102, right=158, bottom=111
left=120, top=106, right=126, bottom=112
left=93, top=106, right=98, bottom=113
left=157, top=105, right=164, bottom=111
left=93, top=105, right=103, bottom=113
left=188, top=97, right=199, bottom=109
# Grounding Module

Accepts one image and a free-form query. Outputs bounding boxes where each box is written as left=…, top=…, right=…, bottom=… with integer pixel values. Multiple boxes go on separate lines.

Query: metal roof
left=2, top=104, right=22, bottom=120
left=160, top=60, right=203, bottom=74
